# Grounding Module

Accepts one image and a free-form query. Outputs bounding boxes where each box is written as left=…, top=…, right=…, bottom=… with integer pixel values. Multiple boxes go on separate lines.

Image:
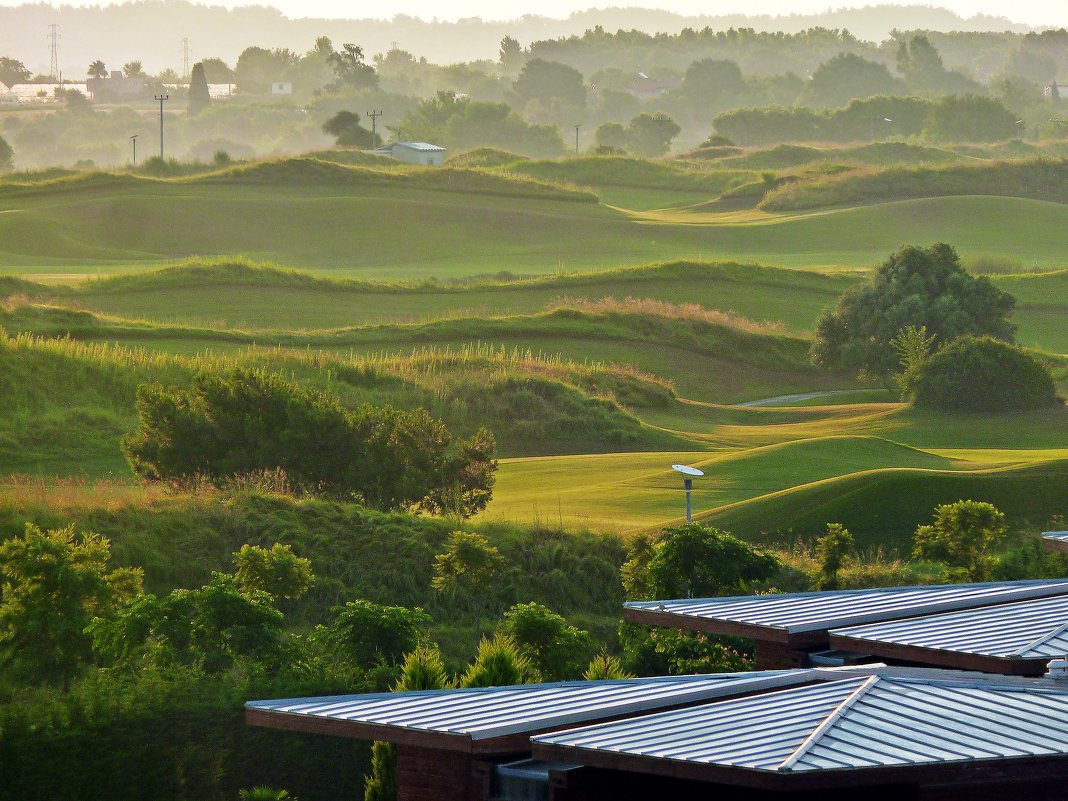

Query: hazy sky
left=0, top=0, right=1065, bottom=25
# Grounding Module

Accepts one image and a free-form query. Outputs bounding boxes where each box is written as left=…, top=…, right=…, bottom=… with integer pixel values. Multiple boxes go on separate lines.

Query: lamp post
left=130, top=134, right=138, bottom=166
left=154, top=94, right=169, bottom=159
left=671, top=464, right=704, bottom=523
left=574, top=124, right=581, bottom=154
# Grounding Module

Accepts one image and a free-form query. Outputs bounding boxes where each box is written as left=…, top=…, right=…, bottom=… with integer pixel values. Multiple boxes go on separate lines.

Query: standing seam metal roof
left=625, top=579, right=1068, bottom=634
left=831, top=593, right=1068, bottom=659
left=245, top=671, right=804, bottom=741
left=533, top=674, right=1068, bottom=773
left=394, top=141, right=446, bottom=151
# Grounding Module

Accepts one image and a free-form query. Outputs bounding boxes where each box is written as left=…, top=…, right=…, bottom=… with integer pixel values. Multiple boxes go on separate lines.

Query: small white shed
left=392, top=141, right=446, bottom=166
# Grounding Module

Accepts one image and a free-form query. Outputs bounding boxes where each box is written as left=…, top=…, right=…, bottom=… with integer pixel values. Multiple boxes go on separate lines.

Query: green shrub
left=812, top=243, right=1016, bottom=377
left=911, top=336, right=1059, bottom=412
left=122, top=368, right=497, bottom=514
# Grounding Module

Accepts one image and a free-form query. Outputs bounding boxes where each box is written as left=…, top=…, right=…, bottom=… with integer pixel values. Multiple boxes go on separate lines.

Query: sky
left=0, top=0, right=1065, bottom=24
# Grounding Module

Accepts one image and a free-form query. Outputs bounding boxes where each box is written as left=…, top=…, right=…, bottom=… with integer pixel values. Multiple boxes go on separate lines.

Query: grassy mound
left=0, top=328, right=692, bottom=476
left=0, top=288, right=851, bottom=406
left=762, top=158, right=1068, bottom=211
left=505, top=155, right=744, bottom=191
left=305, top=148, right=399, bottom=167
left=206, top=157, right=596, bottom=202
left=447, top=147, right=527, bottom=168
left=703, top=458, right=1068, bottom=550
left=718, top=142, right=961, bottom=171
left=23, top=259, right=856, bottom=335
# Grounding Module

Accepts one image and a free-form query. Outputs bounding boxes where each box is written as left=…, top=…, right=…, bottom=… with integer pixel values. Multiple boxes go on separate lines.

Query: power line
left=47, top=24, right=60, bottom=81
left=155, top=94, right=169, bottom=159
left=181, top=37, right=190, bottom=79
left=366, top=109, right=383, bottom=146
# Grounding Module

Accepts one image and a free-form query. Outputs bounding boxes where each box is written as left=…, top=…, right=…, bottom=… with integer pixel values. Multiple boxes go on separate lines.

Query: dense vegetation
left=123, top=368, right=498, bottom=516
left=812, top=243, right=1017, bottom=377
left=911, top=336, right=1060, bottom=413
left=4, top=12, right=1068, bottom=796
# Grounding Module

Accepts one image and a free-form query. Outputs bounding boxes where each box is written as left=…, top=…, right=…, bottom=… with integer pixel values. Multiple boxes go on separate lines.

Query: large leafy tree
left=0, top=524, right=142, bottom=689
left=0, top=134, right=12, bottom=171
left=645, top=523, right=780, bottom=599
left=913, top=500, right=1008, bottom=581
left=624, top=112, right=681, bottom=156
left=512, top=58, right=586, bottom=109
left=317, top=600, right=429, bottom=669
left=90, top=573, right=284, bottom=672
left=926, top=94, right=1020, bottom=142
left=188, top=62, right=211, bottom=113
left=801, top=53, right=906, bottom=108
left=0, top=56, right=31, bottom=87
left=499, top=602, right=591, bottom=681
left=328, top=43, right=378, bottom=90
left=812, top=243, right=1016, bottom=377
left=321, top=110, right=380, bottom=147
left=122, top=369, right=497, bottom=511
left=911, top=335, right=1058, bottom=412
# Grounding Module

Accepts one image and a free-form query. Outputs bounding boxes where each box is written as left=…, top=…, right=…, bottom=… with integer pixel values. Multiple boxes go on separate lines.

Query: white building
left=390, top=141, right=446, bottom=166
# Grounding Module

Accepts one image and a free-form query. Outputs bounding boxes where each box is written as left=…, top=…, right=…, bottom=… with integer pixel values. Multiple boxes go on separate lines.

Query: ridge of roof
left=778, top=675, right=879, bottom=771
left=1011, top=620, right=1068, bottom=658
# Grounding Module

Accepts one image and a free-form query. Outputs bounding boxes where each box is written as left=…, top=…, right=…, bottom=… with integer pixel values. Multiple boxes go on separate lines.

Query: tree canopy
left=801, top=53, right=905, bottom=108
left=122, top=368, right=497, bottom=513
left=0, top=524, right=142, bottom=689
left=0, top=56, right=31, bottom=87
left=645, top=523, right=780, bottom=599
left=812, top=243, right=1016, bottom=377
left=913, top=500, right=1008, bottom=581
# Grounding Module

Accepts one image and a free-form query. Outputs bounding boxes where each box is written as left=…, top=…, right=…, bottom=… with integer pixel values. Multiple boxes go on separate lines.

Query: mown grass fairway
left=3, top=153, right=1068, bottom=549
left=5, top=162, right=1068, bottom=279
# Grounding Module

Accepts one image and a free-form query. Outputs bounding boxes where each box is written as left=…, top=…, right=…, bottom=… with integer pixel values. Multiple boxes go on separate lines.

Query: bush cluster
left=911, top=335, right=1059, bottom=413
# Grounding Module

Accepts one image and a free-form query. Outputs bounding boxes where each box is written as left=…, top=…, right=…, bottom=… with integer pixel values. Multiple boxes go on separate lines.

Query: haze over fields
left=4, top=5, right=1068, bottom=798
left=0, top=1, right=1048, bottom=73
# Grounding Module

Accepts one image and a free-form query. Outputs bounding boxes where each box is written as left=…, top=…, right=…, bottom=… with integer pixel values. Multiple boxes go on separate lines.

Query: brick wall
left=396, top=745, right=483, bottom=801
left=754, top=639, right=809, bottom=669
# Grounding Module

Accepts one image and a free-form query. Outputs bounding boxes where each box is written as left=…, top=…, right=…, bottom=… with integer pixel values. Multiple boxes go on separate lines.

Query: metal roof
left=625, top=579, right=1068, bottom=637
left=831, top=593, right=1068, bottom=660
left=1043, top=531, right=1068, bottom=544
left=533, top=673, right=1068, bottom=774
left=246, top=670, right=808, bottom=742
left=394, top=141, right=446, bottom=151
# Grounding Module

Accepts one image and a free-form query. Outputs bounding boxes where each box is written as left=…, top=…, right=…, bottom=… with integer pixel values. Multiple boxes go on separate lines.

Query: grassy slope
left=990, top=270, right=1068, bottom=354
left=0, top=329, right=701, bottom=476
left=484, top=435, right=958, bottom=532
left=761, top=158, right=1068, bottom=212
left=5, top=162, right=1068, bottom=277
left=485, top=399, right=1068, bottom=535
left=14, top=260, right=856, bottom=334
left=0, top=299, right=857, bottom=405
left=703, top=458, right=1068, bottom=550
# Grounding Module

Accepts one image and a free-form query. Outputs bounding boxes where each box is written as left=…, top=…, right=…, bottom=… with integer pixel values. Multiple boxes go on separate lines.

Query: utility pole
left=574, top=124, right=581, bottom=154
left=130, top=134, right=138, bottom=165
left=155, top=94, right=169, bottom=159
left=366, top=109, right=383, bottom=145
left=181, top=38, right=191, bottom=79
left=47, top=24, right=60, bottom=81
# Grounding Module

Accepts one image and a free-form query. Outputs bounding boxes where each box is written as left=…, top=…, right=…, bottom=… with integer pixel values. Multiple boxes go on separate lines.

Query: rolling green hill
left=5, top=260, right=856, bottom=333
left=702, top=458, right=1068, bottom=549
left=6, top=159, right=1068, bottom=279
left=0, top=296, right=856, bottom=404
